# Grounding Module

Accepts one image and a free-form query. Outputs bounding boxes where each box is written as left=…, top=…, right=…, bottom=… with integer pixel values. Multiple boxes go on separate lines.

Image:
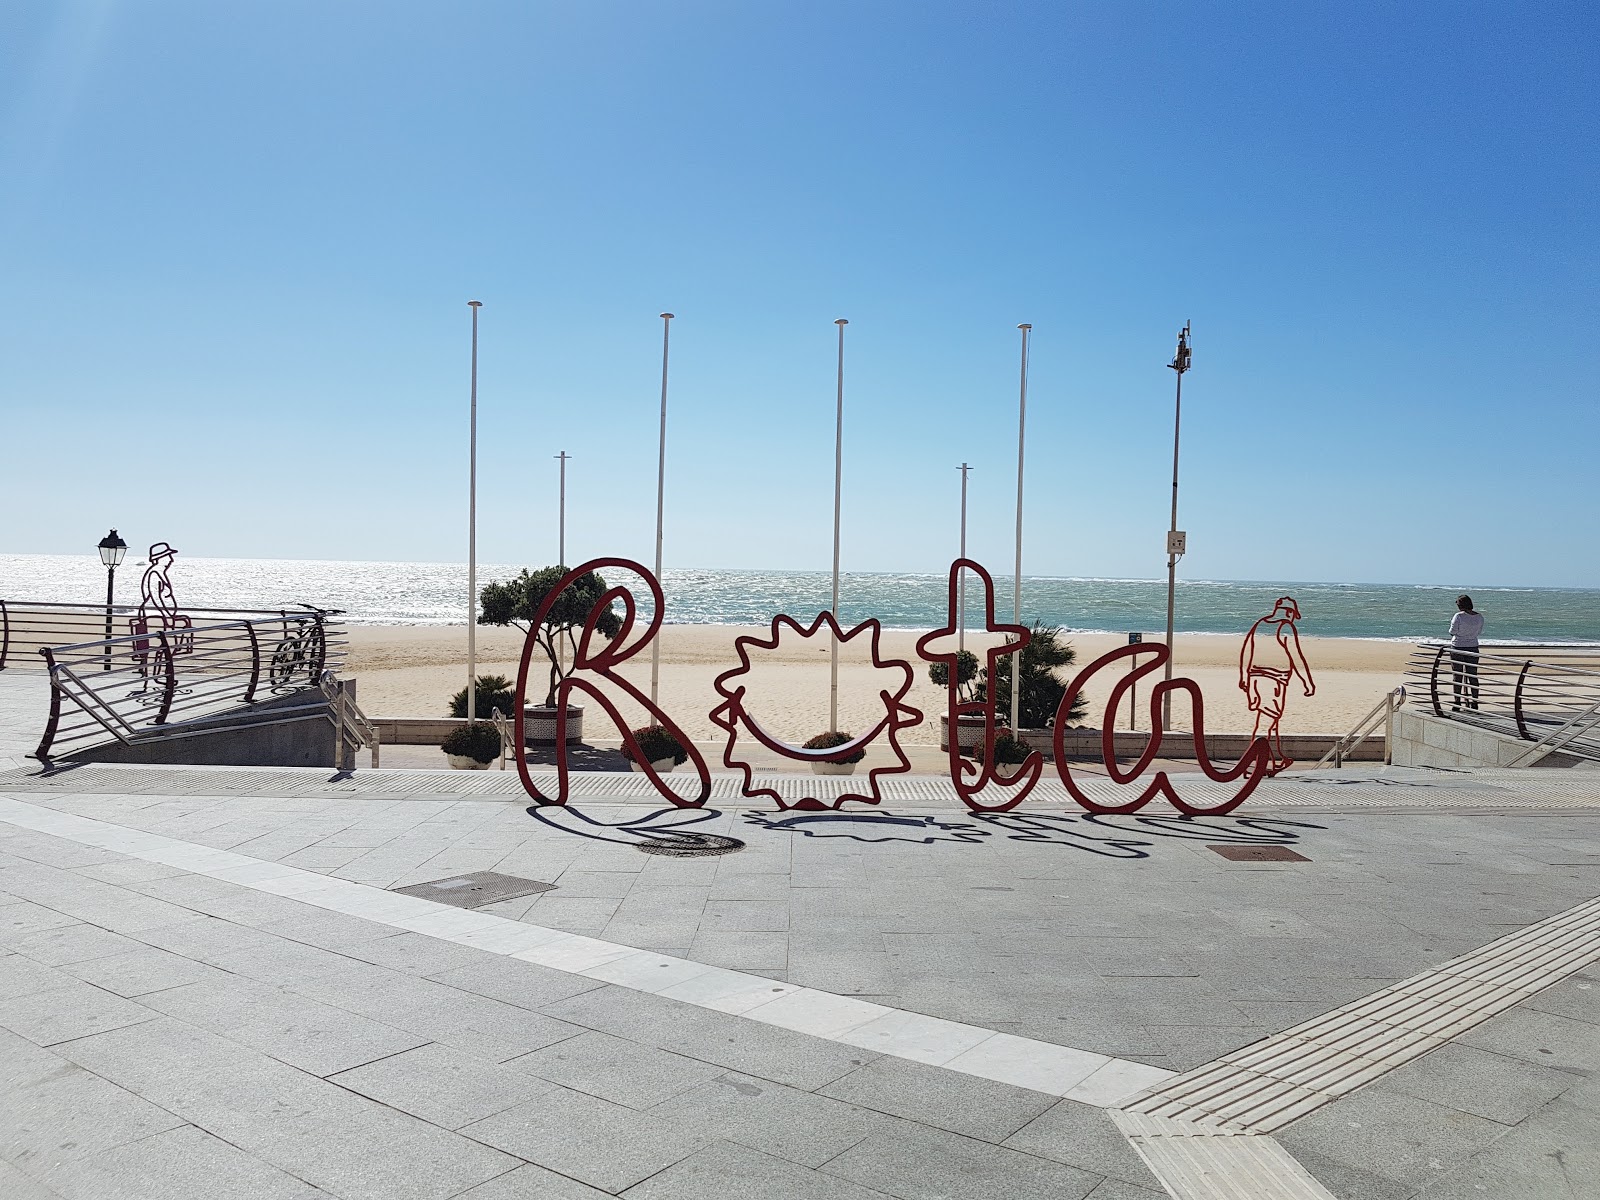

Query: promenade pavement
left=1, top=759, right=1597, bottom=1198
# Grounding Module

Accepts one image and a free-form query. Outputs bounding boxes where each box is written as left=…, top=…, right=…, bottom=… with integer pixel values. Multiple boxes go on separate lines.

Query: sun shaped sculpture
left=709, top=612, right=924, bottom=811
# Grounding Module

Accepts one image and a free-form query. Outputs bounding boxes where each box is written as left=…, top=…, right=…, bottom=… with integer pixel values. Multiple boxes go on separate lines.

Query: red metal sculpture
left=1239, top=596, right=1315, bottom=774
left=914, top=559, right=1043, bottom=812
left=1053, top=642, right=1270, bottom=816
left=511, top=558, right=711, bottom=808
left=710, top=611, right=923, bottom=810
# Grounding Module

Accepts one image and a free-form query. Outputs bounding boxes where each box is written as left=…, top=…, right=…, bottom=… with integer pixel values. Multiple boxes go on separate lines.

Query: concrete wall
left=1020, top=728, right=1385, bottom=763
left=68, top=691, right=339, bottom=769
left=1389, top=709, right=1584, bottom=769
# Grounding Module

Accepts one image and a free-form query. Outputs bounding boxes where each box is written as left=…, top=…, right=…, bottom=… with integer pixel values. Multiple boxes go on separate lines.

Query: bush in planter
left=621, top=725, right=689, bottom=767
left=478, top=567, right=622, bottom=708
left=448, top=674, right=516, bottom=719
left=802, top=730, right=866, bottom=764
left=926, top=649, right=981, bottom=703
left=441, top=721, right=502, bottom=764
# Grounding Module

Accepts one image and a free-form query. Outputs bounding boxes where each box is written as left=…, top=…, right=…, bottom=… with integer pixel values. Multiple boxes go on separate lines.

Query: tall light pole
left=466, top=300, right=482, bottom=723
left=1011, top=323, right=1031, bottom=732
left=651, top=312, right=674, bottom=709
left=97, top=529, right=127, bottom=671
left=1161, top=321, right=1192, bottom=731
left=554, top=451, right=571, bottom=567
left=957, top=463, right=970, bottom=654
left=829, top=318, right=848, bottom=734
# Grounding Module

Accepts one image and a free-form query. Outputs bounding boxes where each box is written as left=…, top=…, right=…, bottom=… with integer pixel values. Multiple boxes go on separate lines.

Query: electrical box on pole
left=1167, top=530, right=1187, bottom=557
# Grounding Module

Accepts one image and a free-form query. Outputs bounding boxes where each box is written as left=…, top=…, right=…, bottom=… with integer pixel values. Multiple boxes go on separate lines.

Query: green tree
left=478, top=567, right=622, bottom=708
left=973, top=623, right=1088, bottom=729
left=926, top=649, right=981, bottom=704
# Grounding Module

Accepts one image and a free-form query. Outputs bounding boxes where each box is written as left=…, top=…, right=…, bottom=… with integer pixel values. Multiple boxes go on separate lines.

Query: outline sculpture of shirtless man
left=1239, top=596, right=1315, bottom=774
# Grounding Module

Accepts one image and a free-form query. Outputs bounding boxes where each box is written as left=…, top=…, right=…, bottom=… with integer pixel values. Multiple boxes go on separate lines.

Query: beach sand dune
left=345, top=624, right=1413, bottom=744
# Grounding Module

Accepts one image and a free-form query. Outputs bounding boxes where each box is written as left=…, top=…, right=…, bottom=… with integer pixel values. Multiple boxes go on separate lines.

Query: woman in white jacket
left=1449, top=595, right=1485, bottom=711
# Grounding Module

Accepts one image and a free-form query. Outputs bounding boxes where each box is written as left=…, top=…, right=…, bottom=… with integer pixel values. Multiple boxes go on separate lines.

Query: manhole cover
left=393, top=871, right=556, bottom=908
left=636, top=834, right=745, bottom=857
left=1208, top=845, right=1310, bottom=862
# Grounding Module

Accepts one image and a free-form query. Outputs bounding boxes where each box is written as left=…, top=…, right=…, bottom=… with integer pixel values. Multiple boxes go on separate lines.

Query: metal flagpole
left=1161, top=321, right=1191, bottom=732
left=1011, top=324, right=1031, bottom=732
left=554, top=452, right=570, bottom=567
left=466, top=300, right=482, bottom=724
left=829, top=318, right=848, bottom=733
left=958, top=463, right=970, bottom=653
left=651, top=313, right=674, bottom=709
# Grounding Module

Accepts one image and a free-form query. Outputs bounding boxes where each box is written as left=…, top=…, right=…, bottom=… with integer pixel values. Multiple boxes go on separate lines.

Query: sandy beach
left=344, top=624, right=1414, bottom=743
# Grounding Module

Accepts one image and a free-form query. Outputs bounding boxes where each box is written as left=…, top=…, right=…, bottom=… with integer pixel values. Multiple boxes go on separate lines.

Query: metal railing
left=1403, top=643, right=1600, bottom=763
left=1317, top=686, right=1405, bottom=768
left=0, top=599, right=345, bottom=673
left=322, top=670, right=380, bottom=770
left=35, top=609, right=348, bottom=764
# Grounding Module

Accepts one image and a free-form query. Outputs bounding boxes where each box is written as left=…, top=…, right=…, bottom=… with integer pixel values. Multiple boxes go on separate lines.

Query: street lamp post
left=1161, top=321, right=1192, bottom=732
left=554, top=451, right=571, bottom=568
left=97, top=529, right=127, bottom=671
left=957, top=463, right=970, bottom=654
left=651, top=313, right=674, bottom=709
left=829, top=318, right=848, bottom=734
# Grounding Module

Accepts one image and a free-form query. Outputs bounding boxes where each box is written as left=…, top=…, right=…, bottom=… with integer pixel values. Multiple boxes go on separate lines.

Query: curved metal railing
left=1403, top=643, right=1600, bottom=762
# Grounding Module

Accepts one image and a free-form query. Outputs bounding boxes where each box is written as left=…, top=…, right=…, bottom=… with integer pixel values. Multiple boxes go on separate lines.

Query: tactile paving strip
left=1120, top=895, right=1600, bottom=1133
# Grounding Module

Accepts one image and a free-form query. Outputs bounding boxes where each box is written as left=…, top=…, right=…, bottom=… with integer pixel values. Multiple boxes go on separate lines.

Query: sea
left=4, top=554, right=1599, bottom=644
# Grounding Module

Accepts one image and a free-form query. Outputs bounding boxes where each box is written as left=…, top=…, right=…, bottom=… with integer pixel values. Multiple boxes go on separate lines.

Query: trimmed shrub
left=802, top=729, right=866, bottom=764
left=622, top=725, right=689, bottom=766
left=441, top=722, right=502, bottom=763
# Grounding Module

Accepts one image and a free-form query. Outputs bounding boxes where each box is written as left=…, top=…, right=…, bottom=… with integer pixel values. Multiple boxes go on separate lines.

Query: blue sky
left=2, top=2, right=1596, bottom=587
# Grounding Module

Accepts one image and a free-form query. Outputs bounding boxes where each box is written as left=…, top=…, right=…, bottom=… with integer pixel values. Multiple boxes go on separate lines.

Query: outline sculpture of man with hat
left=131, top=541, right=193, bottom=687
left=1238, top=596, right=1315, bottom=774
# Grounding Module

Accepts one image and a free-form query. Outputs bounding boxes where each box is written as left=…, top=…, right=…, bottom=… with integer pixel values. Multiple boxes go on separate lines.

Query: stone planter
left=628, top=757, right=676, bottom=774
left=523, top=705, right=584, bottom=746
left=939, top=713, right=989, bottom=754
left=810, top=761, right=859, bottom=776
left=445, top=754, right=493, bottom=770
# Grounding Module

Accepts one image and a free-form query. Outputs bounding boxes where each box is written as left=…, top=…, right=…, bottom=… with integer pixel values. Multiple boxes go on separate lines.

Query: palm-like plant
left=973, top=623, right=1087, bottom=730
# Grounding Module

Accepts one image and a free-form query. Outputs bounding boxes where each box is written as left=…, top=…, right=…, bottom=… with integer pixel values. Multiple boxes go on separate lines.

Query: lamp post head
left=97, top=529, right=128, bottom=569
left=467, top=300, right=482, bottom=309
left=835, top=318, right=848, bottom=326
left=1169, top=320, right=1192, bottom=374
left=660, top=312, right=674, bottom=320
left=1017, top=323, right=1032, bottom=331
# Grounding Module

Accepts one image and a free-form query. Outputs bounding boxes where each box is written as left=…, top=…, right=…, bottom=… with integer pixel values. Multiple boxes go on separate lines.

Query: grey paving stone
left=1522, top=974, right=1600, bottom=1025
left=331, top=1041, right=558, bottom=1128
left=1375, top=1042, right=1580, bottom=1126
left=131, top=913, right=281, bottom=963
left=1003, top=1099, right=1161, bottom=1186
left=821, top=1120, right=1103, bottom=1200
left=55, top=1016, right=520, bottom=1200
left=255, top=909, right=409, bottom=950
left=508, top=1029, right=725, bottom=1109
left=0, top=950, right=77, bottom=1000
left=0, top=900, right=81, bottom=943
left=655, top=1071, right=889, bottom=1168
left=426, top=955, right=606, bottom=1011
left=541, top=869, right=639, bottom=898
left=140, top=976, right=429, bottom=1076
left=0, top=978, right=157, bottom=1046
left=73, top=858, right=189, bottom=886
left=513, top=895, right=621, bottom=932
left=62, top=944, right=232, bottom=997
left=540, top=984, right=877, bottom=1090
left=341, top=931, right=500, bottom=976
left=450, top=1164, right=612, bottom=1199
left=1277, top=1086, right=1513, bottom=1189
left=821, top=1056, right=1055, bottom=1144
left=622, top=1140, right=896, bottom=1200
left=1272, top=1146, right=1418, bottom=1200
left=1082, top=1180, right=1166, bottom=1200
left=1414, top=1073, right=1600, bottom=1199
left=1137, top=1024, right=1271, bottom=1070
left=10, top=921, right=142, bottom=966
left=687, top=929, right=790, bottom=970
left=1457, top=1007, right=1600, bottom=1073
left=30, top=1123, right=334, bottom=1199
left=462, top=1085, right=711, bottom=1193
left=699, top=899, right=790, bottom=932
left=0, top=1159, right=63, bottom=1200
left=206, top=934, right=373, bottom=984
left=788, top=950, right=897, bottom=996
left=0, top=1058, right=187, bottom=1169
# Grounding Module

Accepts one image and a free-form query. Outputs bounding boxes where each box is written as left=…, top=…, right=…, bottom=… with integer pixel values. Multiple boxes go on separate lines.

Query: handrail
left=1503, top=695, right=1600, bottom=768
left=1404, top=641, right=1600, bottom=764
left=491, top=706, right=511, bottom=770
left=34, top=610, right=346, bottom=764
left=1316, top=686, right=1405, bottom=768
left=320, top=671, right=379, bottom=769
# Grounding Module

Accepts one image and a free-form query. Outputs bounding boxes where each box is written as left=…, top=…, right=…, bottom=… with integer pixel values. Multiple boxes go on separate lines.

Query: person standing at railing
left=1449, top=594, right=1484, bottom=711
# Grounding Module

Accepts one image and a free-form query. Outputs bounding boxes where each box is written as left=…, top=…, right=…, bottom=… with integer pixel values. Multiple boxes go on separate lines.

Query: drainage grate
left=393, top=871, right=556, bottom=907
left=635, top=834, right=745, bottom=857
left=1208, top=845, right=1310, bottom=862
